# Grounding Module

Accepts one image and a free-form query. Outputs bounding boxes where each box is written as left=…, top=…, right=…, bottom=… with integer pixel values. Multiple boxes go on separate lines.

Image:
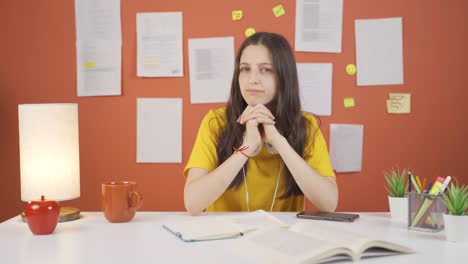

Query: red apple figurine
left=24, top=195, right=60, bottom=235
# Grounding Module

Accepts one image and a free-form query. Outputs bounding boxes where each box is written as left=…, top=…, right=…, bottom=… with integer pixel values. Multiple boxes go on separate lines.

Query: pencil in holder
left=408, top=191, right=447, bottom=232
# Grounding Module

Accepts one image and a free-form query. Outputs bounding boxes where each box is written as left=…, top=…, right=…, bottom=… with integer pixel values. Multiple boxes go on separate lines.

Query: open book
left=232, top=221, right=415, bottom=263
left=162, top=210, right=287, bottom=242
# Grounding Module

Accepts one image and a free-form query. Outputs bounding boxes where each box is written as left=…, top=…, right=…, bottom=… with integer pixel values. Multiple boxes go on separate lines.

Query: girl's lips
left=246, top=89, right=263, bottom=93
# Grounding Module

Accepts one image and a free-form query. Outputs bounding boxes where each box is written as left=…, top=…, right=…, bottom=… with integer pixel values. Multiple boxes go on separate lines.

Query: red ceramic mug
left=102, top=181, right=143, bottom=223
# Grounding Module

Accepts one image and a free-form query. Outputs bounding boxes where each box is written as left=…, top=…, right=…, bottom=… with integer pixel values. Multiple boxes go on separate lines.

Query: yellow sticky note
left=245, top=28, right=256, bottom=37
left=232, top=10, right=243, bottom=21
left=387, top=93, right=411, bottom=114
left=84, top=62, right=96, bottom=69
left=346, top=64, right=356, bottom=75
left=272, top=5, right=286, bottom=18
left=344, top=98, right=355, bottom=108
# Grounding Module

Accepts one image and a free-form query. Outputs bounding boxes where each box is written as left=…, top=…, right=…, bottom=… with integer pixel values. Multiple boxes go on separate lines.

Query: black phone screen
left=296, top=211, right=360, bottom=222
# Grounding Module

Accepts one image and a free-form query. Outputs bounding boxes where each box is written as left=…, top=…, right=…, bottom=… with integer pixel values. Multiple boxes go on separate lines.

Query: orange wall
left=1, top=0, right=467, bottom=222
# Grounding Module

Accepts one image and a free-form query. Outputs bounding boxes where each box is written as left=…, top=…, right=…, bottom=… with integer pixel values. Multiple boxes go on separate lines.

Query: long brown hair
left=216, top=32, right=313, bottom=199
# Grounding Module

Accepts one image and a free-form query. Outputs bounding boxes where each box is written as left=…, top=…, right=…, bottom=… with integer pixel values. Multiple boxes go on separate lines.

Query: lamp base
left=22, top=206, right=81, bottom=222
left=58, top=206, right=81, bottom=222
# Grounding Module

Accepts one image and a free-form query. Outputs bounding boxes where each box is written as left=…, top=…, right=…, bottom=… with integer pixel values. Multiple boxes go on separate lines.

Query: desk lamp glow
left=19, top=103, right=81, bottom=222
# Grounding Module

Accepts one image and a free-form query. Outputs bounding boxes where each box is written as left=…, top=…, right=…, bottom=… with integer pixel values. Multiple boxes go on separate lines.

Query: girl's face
left=238, top=44, right=277, bottom=106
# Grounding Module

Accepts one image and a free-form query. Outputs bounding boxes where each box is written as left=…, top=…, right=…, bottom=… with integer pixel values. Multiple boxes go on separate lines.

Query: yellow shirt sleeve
left=183, top=110, right=224, bottom=177
left=303, top=114, right=336, bottom=177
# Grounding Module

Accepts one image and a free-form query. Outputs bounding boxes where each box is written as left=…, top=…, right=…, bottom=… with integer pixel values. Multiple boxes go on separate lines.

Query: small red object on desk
left=24, top=195, right=60, bottom=235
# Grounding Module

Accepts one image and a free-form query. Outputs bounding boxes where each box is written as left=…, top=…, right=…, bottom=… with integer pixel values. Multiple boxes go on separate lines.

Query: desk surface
left=1, top=212, right=466, bottom=264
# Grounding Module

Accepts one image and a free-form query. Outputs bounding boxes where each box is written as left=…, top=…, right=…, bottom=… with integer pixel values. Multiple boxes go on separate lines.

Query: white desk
left=0, top=212, right=466, bottom=264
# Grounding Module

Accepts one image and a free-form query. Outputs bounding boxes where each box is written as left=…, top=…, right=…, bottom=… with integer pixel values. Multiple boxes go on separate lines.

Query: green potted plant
left=442, top=178, right=468, bottom=242
left=384, top=167, right=409, bottom=221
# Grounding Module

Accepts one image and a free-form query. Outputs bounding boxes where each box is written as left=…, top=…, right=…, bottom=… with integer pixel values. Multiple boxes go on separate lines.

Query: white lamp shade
left=19, top=103, right=80, bottom=202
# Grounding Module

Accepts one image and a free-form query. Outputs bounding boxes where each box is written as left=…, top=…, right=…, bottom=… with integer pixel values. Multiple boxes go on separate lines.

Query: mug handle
left=129, top=191, right=143, bottom=209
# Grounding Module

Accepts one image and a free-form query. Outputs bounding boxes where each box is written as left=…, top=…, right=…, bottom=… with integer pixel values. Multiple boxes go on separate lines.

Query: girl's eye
left=239, top=67, right=249, bottom=72
left=260, top=67, right=272, bottom=72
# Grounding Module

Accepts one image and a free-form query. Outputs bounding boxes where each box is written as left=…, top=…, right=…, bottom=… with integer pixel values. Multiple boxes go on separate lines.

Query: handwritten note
left=387, top=93, right=410, bottom=114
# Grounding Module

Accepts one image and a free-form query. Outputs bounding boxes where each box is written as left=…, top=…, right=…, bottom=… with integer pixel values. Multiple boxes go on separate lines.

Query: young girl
left=184, top=32, right=338, bottom=215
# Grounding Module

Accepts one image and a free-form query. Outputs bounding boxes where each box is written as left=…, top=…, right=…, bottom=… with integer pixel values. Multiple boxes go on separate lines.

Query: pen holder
left=408, top=191, right=447, bottom=232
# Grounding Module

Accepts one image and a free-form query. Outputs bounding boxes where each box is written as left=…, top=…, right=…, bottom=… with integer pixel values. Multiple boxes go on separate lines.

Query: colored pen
left=438, top=176, right=452, bottom=194
left=408, top=173, right=412, bottom=192
left=409, top=172, right=421, bottom=193
left=422, top=178, right=427, bottom=191
left=428, top=177, right=445, bottom=195
left=424, top=182, right=433, bottom=194
left=415, top=176, right=423, bottom=191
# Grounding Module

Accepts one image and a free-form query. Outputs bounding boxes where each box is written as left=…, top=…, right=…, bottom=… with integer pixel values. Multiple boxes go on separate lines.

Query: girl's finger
left=239, top=112, right=273, bottom=124
left=256, top=117, right=275, bottom=125
left=238, top=106, right=255, bottom=124
left=253, top=104, right=275, bottom=120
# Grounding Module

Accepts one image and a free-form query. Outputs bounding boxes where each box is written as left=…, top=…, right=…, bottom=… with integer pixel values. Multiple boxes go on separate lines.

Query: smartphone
left=296, top=211, right=359, bottom=222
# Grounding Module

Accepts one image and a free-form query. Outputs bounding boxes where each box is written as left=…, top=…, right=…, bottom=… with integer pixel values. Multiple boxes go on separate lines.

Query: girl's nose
left=248, top=70, right=260, bottom=84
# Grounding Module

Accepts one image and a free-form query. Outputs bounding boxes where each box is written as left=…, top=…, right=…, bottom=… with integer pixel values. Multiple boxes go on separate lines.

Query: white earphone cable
left=242, top=166, right=250, bottom=212
left=243, top=163, right=282, bottom=212
left=269, top=163, right=282, bottom=212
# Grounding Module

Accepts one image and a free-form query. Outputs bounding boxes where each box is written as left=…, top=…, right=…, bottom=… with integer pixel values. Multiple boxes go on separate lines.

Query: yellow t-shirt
left=184, top=107, right=335, bottom=212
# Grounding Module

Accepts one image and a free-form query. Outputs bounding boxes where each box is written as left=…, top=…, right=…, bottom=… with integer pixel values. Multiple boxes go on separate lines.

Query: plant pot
left=388, top=196, right=408, bottom=222
left=443, top=214, right=468, bottom=242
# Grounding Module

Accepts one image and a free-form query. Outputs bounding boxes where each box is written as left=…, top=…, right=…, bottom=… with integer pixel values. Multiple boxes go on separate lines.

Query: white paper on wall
left=355, top=17, right=404, bottom=86
left=295, top=0, right=343, bottom=53
left=76, top=41, right=121, bottom=96
left=75, top=0, right=122, bottom=97
left=329, top=124, right=364, bottom=172
left=297, top=63, right=333, bottom=116
left=188, top=37, right=235, bottom=104
left=137, top=12, right=183, bottom=77
left=137, top=98, right=182, bottom=163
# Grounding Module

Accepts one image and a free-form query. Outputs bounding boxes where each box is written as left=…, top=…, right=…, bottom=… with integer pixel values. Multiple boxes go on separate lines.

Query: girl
left=184, top=32, right=338, bottom=215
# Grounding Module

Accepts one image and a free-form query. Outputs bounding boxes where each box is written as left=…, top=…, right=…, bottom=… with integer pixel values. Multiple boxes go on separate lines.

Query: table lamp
left=18, top=103, right=81, bottom=222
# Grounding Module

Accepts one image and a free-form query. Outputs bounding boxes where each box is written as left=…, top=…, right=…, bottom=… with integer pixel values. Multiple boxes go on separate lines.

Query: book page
left=227, top=210, right=288, bottom=232
left=232, top=227, right=351, bottom=263
left=357, top=240, right=415, bottom=258
left=292, top=222, right=414, bottom=258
